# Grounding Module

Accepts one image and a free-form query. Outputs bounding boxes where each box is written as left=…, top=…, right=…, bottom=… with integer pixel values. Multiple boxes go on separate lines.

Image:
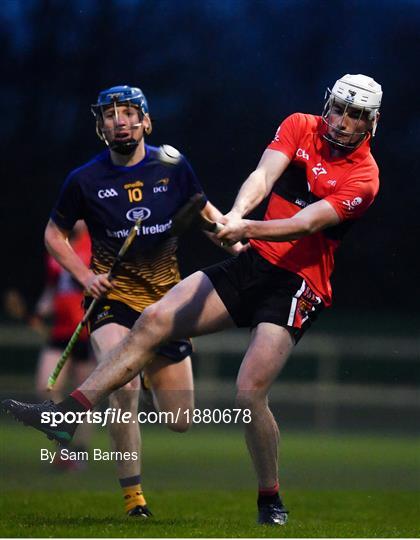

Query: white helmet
left=322, top=74, right=382, bottom=148
left=331, top=74, right=382, bottom=111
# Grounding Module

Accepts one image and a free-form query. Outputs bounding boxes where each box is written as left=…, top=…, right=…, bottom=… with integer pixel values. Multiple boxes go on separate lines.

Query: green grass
left=1, top=490, right=418, bottom=538
left=0, top=422, right=419, bottom=537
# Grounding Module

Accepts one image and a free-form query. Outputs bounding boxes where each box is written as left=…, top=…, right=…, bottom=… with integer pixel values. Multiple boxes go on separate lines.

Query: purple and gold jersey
left=51, top=145, right=206, bottom=311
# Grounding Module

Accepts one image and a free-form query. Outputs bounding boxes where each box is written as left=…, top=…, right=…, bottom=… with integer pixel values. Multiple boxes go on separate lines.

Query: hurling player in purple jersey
left=43, top=85, right=245, bottom=517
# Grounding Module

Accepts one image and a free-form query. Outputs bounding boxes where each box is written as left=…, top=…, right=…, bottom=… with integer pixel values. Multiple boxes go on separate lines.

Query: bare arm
left=229, top=149, right=291, bottom=218
left=44, top=220, right=112, bottom=297
left=44, top=220, right=92, bottom=288
left=218, top=199, right=340, bottom=244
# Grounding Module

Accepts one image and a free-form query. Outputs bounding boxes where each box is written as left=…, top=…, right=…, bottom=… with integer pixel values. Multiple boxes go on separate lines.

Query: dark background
left=1, top=0, right=419, bottom=313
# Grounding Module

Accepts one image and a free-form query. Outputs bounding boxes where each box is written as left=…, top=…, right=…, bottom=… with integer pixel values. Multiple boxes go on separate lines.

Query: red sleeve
left=72, top=231, right=92, bottom=267
left=45, top=254, right=61, bottom=285
left=267, top=113, right=306, bottom=159
left=324, top=164, right=379, bottom=221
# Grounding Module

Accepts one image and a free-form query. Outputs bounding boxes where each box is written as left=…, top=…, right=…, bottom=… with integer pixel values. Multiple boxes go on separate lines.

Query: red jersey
left=250, top=113, right=379, bottom=306
left=46, top=231, right=91, bottom=340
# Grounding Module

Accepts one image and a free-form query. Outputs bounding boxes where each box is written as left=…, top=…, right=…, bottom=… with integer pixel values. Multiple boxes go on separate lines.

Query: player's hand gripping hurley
left=46, top=217, right=142, bottom=390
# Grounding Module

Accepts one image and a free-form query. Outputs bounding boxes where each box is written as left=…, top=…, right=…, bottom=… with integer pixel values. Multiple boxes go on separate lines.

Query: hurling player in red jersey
left=34, top=221, right=95, bottom=465
left=3, top=74, right=382, bottom=525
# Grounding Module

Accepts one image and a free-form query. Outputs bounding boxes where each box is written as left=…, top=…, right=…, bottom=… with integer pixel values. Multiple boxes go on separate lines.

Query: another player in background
left=29, top=85, right=242, bottom=517
left=33, top=220, right=95, bottom=469
left=4, top=74, right=382, bottom=524
left=2, top=222, right=95, bottom=469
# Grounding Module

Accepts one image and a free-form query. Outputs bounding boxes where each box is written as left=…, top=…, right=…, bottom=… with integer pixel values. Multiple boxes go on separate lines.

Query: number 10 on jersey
left=127, top=187, right=142, bottom=202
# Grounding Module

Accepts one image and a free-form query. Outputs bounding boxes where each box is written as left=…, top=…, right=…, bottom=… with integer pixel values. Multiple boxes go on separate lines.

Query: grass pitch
left=0, top=422, right=419, bottom=537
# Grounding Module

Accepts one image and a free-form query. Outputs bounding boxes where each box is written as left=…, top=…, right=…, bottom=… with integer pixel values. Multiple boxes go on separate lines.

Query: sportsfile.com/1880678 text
left=40, top=407, right=252, bottom=427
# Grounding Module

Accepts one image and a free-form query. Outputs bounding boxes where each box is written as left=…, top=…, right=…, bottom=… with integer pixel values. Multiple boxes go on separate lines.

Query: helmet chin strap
left=322, top=130, right=366, bottom=151
left=102, top=121, right=144, bottom=155
left=110, top=138, right=139, bottom=155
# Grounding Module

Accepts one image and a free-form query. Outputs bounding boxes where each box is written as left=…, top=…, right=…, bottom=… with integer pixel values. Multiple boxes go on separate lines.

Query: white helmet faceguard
left=322, top=74, right=382, bottom=149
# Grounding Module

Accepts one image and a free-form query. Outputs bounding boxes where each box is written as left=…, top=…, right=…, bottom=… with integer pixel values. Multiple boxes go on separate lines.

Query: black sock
left=258, top=492, right=281, bottom=507
left=57, top=395, right=89, bottom=415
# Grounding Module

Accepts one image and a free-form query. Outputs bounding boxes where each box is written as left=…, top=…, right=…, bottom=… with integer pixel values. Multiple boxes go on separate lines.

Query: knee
left=165, top=407, right=192, bottom=433
left=235, top=386, right=267, bottom=411
left=129, top=303, right=171, bottom=348
left=168, top=420, right=191, bottom=433
left=236, top=371, right=270, bottom=405
left=135, top=302, right=170, bottom=333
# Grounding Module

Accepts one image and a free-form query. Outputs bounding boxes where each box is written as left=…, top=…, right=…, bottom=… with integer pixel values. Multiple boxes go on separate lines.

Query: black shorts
left=85, top=298, right=192, bottom=363
left=202, top=248, right=324, bottom=343
left=48, top=338, right=91, bottom=363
